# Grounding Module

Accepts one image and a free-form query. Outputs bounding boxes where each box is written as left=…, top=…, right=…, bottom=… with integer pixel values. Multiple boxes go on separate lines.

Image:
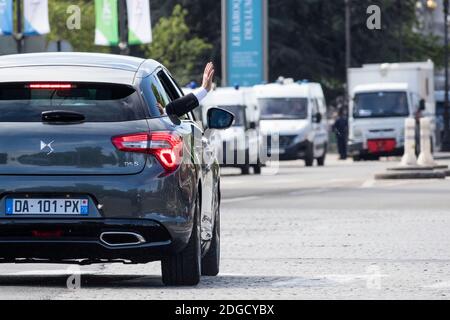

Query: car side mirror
left=207, top=107, right=235, bottom=130
left=313, top=113, right=322, bottom=124
left=248, top=121, right=257, bottom=130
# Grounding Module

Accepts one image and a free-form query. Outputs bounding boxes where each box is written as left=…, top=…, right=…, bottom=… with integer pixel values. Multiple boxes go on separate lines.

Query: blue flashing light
left=189, top=81, right=198, bottom=89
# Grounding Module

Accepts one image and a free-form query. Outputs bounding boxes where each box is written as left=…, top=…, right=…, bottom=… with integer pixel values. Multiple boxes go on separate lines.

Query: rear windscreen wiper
left=42, top=110, right=86, bottom=123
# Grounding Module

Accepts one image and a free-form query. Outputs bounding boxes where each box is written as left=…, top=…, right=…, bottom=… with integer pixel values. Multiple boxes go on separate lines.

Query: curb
left=387, top=165, right=449, bottom=171
left=375, top=171, right=446, bottom=180
left=387, top=166, right=434, bottom=171
left=433, top=165, right=449, bottom=170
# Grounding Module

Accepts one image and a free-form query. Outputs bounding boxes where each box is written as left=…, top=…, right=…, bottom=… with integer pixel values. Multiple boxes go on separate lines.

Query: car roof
left=0, top=52, right=153, bottom=71
left=0, top=52, right=162, bottom=85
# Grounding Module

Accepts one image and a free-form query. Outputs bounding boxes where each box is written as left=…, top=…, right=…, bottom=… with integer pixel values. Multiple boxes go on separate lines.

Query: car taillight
left=112, top=132, right=183, bottom=172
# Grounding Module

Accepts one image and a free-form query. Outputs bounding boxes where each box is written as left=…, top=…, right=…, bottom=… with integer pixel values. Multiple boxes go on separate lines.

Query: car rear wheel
left=253, top=158, right=262, bottom=175
left=201, top=203, right=220, bottom=276
left=161, top=196, right=201, bottom=286
left=241, top=165, right=250, bottom=175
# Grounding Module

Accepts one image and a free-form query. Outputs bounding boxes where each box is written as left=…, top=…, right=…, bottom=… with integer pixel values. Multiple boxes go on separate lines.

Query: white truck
left=348, top=61, right=436, bottom=161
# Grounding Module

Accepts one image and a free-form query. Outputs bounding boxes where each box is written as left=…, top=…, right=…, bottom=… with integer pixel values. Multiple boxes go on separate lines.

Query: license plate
left=6, top=198, right=89, bottom=215
left=367, top=139, right=396, bottom=153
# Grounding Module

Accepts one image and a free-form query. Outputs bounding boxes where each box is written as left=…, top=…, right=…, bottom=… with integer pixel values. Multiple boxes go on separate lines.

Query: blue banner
left=226, top=0, right=265, bottom=87
left=0, top=0, right=13, bottom=36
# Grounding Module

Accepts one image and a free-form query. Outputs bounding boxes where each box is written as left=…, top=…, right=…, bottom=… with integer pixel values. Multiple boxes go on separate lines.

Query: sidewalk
left=434, top=152, right=450, bottom=160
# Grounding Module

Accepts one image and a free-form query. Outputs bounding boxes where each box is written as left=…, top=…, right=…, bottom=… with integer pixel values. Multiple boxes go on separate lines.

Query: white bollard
left=417, top=117, right=436, bottom=167
left=400, top=118, right=417, bottom=167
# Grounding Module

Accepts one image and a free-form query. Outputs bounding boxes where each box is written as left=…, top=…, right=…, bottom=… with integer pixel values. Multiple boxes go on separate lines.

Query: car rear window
left=0, top=82, right=147, bottom=122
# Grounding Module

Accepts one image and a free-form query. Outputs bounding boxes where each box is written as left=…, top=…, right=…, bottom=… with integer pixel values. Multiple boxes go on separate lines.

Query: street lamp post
left=345, top=0, right=351, bottom=107
left=398, top=0, right=403, bottom=61
left=345, top=0, right=351, bottom=71
left=442, top=0, right=450, bottom=151
left=15, top=0, right=23, bottom=54
left=118, top=0, right=129, bottom=55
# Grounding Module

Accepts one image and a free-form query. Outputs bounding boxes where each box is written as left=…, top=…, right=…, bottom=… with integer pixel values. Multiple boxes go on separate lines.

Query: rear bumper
left=0, top=218, right=190, bottom=264
left=0, top=160, right=199, bottom=263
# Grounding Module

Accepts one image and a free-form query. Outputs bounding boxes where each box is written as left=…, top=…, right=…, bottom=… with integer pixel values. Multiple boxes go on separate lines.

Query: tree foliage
left=152, top=0, right=443, bottom=101
left=268, top=0, right=443, bottom=100
left=44, top=0, right=444, bottom=102
left=141, top=4, right=212, bottom=86
left=47, top=0, right=109, bottom=53
left=149, top=0, right=222, bottom=81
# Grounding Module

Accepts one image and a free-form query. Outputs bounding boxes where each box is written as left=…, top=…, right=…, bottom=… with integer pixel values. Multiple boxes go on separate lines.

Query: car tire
left=317, top=144, right=327, bottom=166
left=241, top=165, right=250, bottom=175
left=304, top=142, right=314, bottom=167
left=201, top=203, right=220, bottom=276
left=161, top=196, right=201, bottom=286
left=253, top=158, right=262, bottom=175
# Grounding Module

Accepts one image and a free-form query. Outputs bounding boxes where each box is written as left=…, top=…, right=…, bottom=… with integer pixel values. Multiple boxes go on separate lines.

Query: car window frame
left=157, top=70, right=190, bottom=121
left=162, top=69, right=198, bottom=122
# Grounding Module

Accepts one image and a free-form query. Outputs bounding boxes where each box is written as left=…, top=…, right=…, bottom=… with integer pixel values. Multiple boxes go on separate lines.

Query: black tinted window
left=0, top=83, right=146, bottom=122
left=158, top=71, right=181, bottom=101
left=218, top=105, right=246, bottom=126
left=258, top=98, right=308, bottom=120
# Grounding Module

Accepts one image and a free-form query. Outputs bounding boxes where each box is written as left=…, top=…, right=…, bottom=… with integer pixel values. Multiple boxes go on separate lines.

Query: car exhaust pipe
left=100, top=232, right=146, bottom=247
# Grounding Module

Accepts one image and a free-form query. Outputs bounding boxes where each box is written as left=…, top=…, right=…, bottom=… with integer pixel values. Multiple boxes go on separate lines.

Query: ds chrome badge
left=40, top=140, right=55, bottom=155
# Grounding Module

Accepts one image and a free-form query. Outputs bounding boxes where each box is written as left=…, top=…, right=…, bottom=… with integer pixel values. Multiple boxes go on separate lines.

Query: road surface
left=1, top=156, right=450, bottom=299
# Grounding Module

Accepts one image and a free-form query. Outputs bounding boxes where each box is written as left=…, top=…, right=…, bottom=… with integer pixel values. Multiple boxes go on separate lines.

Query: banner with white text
left=95, top=0, right=119, bottom=46
left=127, top=0, right=152, bottom=45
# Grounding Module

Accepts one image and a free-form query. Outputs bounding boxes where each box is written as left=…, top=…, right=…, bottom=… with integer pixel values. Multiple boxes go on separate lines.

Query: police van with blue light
left=253, top=78, right=329, bottom=166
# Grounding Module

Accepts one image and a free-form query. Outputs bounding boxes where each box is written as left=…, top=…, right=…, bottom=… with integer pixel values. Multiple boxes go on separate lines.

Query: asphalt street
left=1, top=155, right=450, bottom=299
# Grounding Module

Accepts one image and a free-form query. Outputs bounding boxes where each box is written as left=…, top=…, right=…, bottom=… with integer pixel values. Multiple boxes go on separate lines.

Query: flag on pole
left=23, top=0, right=51, bottom=36
left=127, top=0, right=152, bottom=45
left=0, top=0, right=13, bottom=36
left=95, top=0, right=119, bottom=46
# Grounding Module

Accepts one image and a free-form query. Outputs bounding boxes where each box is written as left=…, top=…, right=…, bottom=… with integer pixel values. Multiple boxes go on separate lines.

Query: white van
left=253, top=80, right=329, bottom=166
left=188, top=87, right=264, bottom=175
left=348, top=61, right=436, bottom=160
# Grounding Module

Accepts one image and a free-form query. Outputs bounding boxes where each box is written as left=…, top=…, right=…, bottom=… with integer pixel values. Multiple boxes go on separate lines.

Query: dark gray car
left=0, top=53, right=233, bottom=286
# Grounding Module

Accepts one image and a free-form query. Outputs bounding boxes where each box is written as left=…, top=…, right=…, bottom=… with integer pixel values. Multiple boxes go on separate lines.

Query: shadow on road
left=0, top=274, right=331, bottom=289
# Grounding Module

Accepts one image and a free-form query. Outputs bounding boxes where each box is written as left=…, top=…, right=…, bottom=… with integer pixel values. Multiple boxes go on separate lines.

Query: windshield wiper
left=42, top=110, right=86, bottom=123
